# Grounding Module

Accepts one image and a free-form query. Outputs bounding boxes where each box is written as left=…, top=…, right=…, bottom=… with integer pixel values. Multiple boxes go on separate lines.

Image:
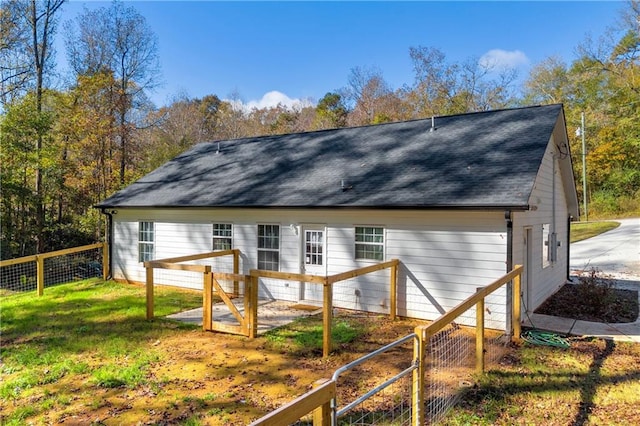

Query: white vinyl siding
left=512, top=136, right=571, bottom=312
left=111, top=209, right=509, bottom=325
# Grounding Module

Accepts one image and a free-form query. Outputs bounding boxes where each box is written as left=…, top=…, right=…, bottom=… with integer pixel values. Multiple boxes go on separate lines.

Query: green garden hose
left=521, top=330, right=571, bottom=348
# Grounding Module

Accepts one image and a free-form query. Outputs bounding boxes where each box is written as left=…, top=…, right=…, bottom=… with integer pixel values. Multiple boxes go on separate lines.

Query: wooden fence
left=249, top=265, right=523, bottom=426
left=0, top=243, right=108, bottom=295
left=144, top=253, right=399, bottom=358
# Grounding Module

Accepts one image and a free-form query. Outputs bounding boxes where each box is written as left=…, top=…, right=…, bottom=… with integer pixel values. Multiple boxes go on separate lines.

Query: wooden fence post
left=323, top=278, right=333, bottom=358
left=476, top=288, right=485, bottom=374
left=390, top=261, right=398, bottom=320
left=203, top=269, right=213, bottom=331
left=233, top=249, right=240, bottom=297
left=312, top=379, right=332, bottom=426
left=36, top=255, right=44, bottom=296
left=413, top=327, right=425, bottom=426
left=512, top=267, right=522, bottom=342
left=145, top=266, right=154, bottom=319
left=249, top=274, right=258, bottom=338
left=102, top=242, right=109, bottom=280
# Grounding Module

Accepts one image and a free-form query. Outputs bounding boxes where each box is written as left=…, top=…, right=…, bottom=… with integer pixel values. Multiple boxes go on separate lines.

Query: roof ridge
left=196, top=103, right=563, bottom=145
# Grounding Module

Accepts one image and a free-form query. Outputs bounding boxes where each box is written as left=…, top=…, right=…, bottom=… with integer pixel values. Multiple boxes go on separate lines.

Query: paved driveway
left=570, top=217, right=640, bottom=280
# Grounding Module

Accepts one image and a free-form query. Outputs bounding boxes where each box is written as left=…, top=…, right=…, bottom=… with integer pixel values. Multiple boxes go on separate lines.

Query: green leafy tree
left=314, top=92, right=348, bottom=129
left=406, top=45, right=518, bottom=117
left=0, top=0, right=65, bottom=253
left=65, top=0, right=161, bottom=185
left=0, top=92, right=58, bottom=256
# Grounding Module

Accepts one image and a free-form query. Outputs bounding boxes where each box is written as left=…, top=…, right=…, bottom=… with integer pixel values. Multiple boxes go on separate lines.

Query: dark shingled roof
left=96, top=104, right=565, bottom=210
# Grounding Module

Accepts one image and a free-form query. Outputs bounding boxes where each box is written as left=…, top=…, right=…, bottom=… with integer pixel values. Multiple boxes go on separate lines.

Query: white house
left=96, top=104, right=579, bottom=328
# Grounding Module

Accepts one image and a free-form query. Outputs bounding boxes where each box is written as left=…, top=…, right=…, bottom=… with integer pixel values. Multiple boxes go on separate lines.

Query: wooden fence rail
left=144, top=249, right=242, bottom=323
left=249, top=379, right=336, bottom=426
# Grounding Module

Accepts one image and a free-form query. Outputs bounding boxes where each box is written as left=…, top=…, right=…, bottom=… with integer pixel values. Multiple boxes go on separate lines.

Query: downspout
left=551, top=153, right=558, bottom=263
left=505, top=210, right=513, bottom=336
left=100, top=208, right=114, bottom=280
left=567, top=215, right=572, bottom=280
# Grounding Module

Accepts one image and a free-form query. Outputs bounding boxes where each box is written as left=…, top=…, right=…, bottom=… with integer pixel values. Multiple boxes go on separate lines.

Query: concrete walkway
left=523, top=308, right=640, bottom=344
left=167, top=298, right=322, bottom=335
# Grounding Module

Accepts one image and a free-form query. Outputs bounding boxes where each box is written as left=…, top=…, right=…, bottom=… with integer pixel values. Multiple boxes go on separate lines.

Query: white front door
left=300, top=225, right=326, bottom=303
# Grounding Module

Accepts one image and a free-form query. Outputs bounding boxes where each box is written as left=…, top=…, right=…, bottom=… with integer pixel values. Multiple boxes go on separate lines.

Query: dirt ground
left=52, top=277, right=639, bottom=425
left=59, top=311, right=429, bottom=425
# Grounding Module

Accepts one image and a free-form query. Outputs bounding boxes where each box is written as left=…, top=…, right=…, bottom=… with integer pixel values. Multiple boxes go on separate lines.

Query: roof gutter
left=93, top=204, right=532, bottom=212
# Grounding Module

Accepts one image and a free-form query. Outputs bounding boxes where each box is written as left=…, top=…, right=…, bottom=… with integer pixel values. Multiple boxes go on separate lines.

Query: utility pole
left=577, top=112, right=588, bottom=222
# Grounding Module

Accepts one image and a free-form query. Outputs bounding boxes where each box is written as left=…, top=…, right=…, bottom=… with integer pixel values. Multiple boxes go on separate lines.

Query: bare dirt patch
left=535, top=271, right=639, bottom=323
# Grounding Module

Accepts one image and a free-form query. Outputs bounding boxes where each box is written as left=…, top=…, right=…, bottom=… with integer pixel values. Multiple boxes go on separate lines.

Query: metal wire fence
left=421, top=277, right=516, bottom=425
left=0, top=243, right=105, bottom=295
left=333, top=333, right=417, bottom=426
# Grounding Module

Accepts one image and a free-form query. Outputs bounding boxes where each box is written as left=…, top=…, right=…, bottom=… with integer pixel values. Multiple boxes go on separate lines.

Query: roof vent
left=429, top=116, right=436, bottom=132
left=216, top=142, right=221, bottom=154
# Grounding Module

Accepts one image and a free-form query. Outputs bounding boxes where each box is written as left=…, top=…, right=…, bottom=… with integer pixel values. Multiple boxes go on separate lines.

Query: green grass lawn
left=571, top=221, right=620, bottom=243
left=0, top=279, right=203, bottom=424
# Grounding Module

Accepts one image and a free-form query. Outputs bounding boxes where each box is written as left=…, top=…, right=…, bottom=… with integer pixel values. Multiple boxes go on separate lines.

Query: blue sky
left=57, top=1, right=625, bottom=108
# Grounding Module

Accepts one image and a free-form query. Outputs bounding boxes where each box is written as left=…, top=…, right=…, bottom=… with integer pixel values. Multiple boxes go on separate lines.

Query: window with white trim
left=138, top=221, right=154, bottom=262
left=355, top=226, right=384, bottom=261
left=542, top=223, right=557, bottom=268
left=212, top=223, right=233, bottom=251
left=258, top=224, right=280, bottom=271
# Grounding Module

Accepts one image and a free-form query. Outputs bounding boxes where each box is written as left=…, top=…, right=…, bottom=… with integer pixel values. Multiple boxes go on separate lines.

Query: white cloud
left=238, top=90, right=311, bottom=112
left=479, top=49, right=529, bottom=70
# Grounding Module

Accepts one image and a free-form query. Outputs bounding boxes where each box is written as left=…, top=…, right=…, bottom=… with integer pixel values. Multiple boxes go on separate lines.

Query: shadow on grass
left=453, top=338, right=639, bottom=424
left=572, top=339, right=616, bottom=426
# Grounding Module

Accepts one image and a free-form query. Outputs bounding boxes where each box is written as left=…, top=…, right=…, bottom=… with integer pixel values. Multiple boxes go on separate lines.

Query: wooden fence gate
left=145, top=250, right=260, bottom=337
left=203, top=271, right=258, bottom=338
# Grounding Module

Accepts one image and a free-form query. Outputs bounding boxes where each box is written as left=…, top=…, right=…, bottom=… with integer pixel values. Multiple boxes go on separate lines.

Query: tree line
left=1, top=0, right=638, bottom=258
